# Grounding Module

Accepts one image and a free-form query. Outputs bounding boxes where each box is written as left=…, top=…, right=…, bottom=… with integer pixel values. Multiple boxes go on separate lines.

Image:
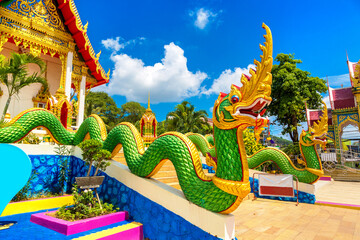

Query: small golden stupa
left=140, top=93, right=157, bottom=147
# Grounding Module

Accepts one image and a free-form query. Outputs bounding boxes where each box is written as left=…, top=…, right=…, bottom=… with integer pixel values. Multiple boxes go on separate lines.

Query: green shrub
left=78, top=139, right=111, bottom=176
left=54, top=144, right=71, bottom=194
left=55, top=184, right=118, bottom=221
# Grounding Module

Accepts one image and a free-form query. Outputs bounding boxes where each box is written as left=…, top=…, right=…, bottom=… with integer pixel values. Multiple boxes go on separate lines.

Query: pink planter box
left=319, top=176, right=332, bottom=181
left=100, top=224, right=144, bottom=240
left=30, top=210, right=128, bottom=235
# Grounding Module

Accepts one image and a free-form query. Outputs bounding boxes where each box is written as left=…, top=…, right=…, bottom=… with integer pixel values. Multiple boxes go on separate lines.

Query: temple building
left=0, top=0, right=109, bottom=129
left=140, top=94, right=157, bottom=147
left=306, top=56, right=360, bottom=158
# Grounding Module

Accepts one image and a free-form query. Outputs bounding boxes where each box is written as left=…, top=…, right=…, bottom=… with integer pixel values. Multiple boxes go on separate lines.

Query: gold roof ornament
left=96, top=50, right=101, bottom=61
left=83, top=21, right=89, bottom=32
left=32, top=85, right=50, bottom=104
left=143, top=92, right=156, bottom=121
left=350, top=60, right=360, bottom=88
left=311, top=101, right=328, bottom=137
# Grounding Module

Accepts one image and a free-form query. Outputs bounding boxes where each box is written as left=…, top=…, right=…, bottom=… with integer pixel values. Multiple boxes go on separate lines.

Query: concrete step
left=152, top=170, right=177, bottom=178
left=72, top=221, right=143, bottom=240
left=325, top=169, right=360, bottom=181
left=167, top=182, right=181, bottom=190
left=153, top=176, right=178, bottom=183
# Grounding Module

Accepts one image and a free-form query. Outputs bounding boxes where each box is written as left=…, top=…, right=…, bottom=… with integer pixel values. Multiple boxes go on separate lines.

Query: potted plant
left=76, top=139, right=112, bottom=208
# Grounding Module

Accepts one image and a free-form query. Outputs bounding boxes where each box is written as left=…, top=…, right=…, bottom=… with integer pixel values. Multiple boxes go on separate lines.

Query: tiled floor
left=113, top=154, right=360, bottom=239
left=315, top=181, right=360, bottom=206
left=234, top=195, right=360, bottom=240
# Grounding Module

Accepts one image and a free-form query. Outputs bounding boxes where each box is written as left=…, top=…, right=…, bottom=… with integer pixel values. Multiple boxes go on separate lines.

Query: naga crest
left=213, top=23, right=273, bottom=139
left=301, top=102, right=328, bottom=147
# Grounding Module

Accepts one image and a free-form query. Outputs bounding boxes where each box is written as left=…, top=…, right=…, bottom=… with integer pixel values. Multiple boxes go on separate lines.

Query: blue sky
left=75, top=0, right=360, bottom=138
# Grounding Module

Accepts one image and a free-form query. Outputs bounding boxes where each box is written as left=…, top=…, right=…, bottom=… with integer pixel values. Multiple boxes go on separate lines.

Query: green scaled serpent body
left=0, top=24, right=275, bottom=214
left=0, top=108, right=247, bottom=213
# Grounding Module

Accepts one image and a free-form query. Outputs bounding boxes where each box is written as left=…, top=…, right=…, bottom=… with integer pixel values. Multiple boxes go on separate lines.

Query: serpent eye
left=231, top=95, right=239, bottom=104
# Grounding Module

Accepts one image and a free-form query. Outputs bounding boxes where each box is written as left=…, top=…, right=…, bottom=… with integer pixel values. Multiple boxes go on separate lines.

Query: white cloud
left=322, top=73, right=350, bottom=88
left=322, top=96, right=330, bottom=109
left=102, top=37, right=124, bottom=52
left=202, top=65, right=255, bottom=95
left=97, top=42, right=207, bottom=103
left=101, top=37, right=146, bottom=52
left=190, top=8, right=218, bottom=30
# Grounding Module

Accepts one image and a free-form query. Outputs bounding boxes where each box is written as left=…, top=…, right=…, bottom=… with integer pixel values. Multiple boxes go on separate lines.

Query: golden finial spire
left=148, top=91, right=151, bottom=109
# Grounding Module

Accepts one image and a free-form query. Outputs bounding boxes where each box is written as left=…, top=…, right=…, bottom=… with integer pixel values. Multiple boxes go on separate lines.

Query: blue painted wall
left=25, top=155, right=71, bottom=196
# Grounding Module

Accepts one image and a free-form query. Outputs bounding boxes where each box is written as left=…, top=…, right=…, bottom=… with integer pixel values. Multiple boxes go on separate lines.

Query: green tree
left=157, top=121, right=166, bottom=135
left=243, top=128, right=265, bottom=155
left=120, top=101, right=146, bottom=124
left=78, top=139, right=111, bottom=177
left=281, top=142, right=300, bottom=160
left=268, top=54, right=327, bottom=143
left=0, top=53, right=47, bottom=120
left=270, top=135, right=292, bottom=147
left=85, top=91, right=121, bottom=130
left=166, top=101, right=211, bottom=134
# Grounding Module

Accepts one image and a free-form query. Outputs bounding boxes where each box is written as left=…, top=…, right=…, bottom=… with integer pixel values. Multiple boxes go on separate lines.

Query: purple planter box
left=30, top=211, right=128, bottom=235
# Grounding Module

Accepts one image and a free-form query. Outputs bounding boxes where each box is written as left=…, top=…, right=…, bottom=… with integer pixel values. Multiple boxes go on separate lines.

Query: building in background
left=0, top=0, right=109, bottom=129
left=306, top=56, right=360, bottom=160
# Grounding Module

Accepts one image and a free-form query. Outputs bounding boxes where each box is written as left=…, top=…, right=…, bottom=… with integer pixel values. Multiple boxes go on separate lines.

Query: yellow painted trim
left=212, top=176, right=251, bottom=198
left=219, top=196, right=243, bottom=214
left=315, top=202, right=360, bottom=211
left=205, top=154, right=217, bottom=171
left=120, top=122, right=145, bottom=155
left=145, top=159, right=168, bottom=178
left=111, top=144, right=123, bottom=158
left=88, top=114, right=107, bottom=141
left=1, top=196, right=73, bottom=217
left=305, top=167, right=324, bottom=177
left=72, top=222, right=143, bottom=240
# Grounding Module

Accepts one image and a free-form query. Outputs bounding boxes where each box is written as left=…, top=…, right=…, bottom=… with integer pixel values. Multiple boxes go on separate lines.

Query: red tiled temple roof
left=57, top=0, right=109, bottom=88
left=308, top=109, right=333, bottom=127
left=330, top=87, right=355, bottom=110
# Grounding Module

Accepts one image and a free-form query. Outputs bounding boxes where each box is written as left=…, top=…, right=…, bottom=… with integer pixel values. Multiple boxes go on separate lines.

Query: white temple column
left=76, top=75, right=86, bottom=127
left=64, top=51, right=73, bottom=101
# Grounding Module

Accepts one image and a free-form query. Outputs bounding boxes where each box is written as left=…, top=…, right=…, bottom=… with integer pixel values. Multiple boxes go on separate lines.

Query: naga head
left=213, top=23, right=273, bottom=140
left=300, top=102, right=328, bottom=148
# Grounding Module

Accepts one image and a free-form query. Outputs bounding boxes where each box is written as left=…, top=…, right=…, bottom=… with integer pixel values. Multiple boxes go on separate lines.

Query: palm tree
left=167, top=101, right=211, bottom=134
left=0, top=53, right=47, bottom=120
